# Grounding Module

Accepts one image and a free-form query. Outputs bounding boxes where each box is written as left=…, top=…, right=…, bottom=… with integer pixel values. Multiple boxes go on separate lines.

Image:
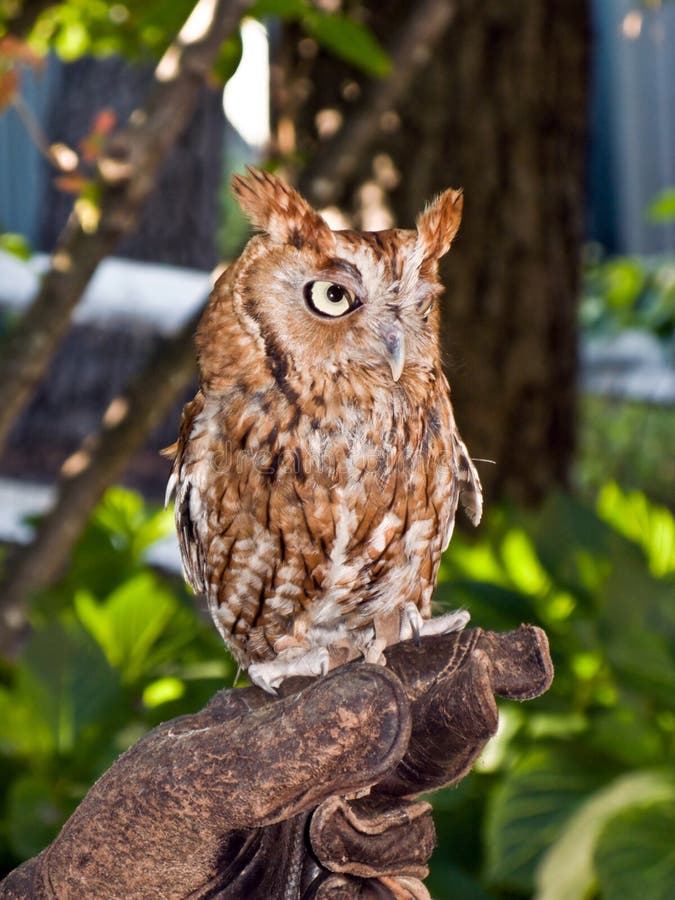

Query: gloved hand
left=0, top=626, right=552, bottom=899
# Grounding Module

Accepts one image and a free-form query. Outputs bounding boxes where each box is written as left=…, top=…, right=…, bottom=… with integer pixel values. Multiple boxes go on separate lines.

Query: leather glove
left=0, top=626, right=552, bottom=899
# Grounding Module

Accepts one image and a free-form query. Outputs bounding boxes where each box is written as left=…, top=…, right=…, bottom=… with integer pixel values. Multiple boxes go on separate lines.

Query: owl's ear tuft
left=231, top=167, right=334, bottom=251
left=416, top=187, right=463, bottom=260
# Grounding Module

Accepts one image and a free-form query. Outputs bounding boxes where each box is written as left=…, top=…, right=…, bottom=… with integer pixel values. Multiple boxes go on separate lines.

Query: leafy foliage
left=427, top=486, right=675, bottom=898
left=575, top=395, right=675, bottom=509
left=648, top=188, right=675, bottom=224
left=581, top=250, right=675, bottom=339
left=1, top=0, right=390, bottom=77
left=594, top=800, right=675, bottom=900
left=0, top=232, right=30, bottom=259
left=25, top=0, right=195, bottom=61
left=1, top=483, right=673, bottom=897
left=535, top=771, right=675, bottom=900
left=0, top=488, right=231, bottom=873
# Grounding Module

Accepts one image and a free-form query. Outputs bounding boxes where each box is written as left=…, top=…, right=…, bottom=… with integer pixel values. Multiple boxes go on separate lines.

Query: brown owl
left=166, top=167, right=482, bottom=692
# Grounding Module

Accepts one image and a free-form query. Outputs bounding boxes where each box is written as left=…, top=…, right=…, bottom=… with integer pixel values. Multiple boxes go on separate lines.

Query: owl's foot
left=364, top=636, right=388, bottom=666
left=248, top=647, right=331, bottom=694
left=399, top=602, right=470, bottom=643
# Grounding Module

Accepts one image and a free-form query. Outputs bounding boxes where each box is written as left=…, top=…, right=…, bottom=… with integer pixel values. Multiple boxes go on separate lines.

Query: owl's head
left=206, top=168, right=462, bottom=391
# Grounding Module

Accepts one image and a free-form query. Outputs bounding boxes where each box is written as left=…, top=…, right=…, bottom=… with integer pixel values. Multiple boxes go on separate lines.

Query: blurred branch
left=0, top=0, right=251, bottom=456
left=298, top=0, right=457, bottom=207
left=10, top=91, right=70, bottom=169
left=0, top=309, right=201, bottom=656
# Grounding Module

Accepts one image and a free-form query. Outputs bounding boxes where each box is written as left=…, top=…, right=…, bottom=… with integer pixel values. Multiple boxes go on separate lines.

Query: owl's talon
left=315, top=648, right=330, bottom=677
left=424, top=608, right=471, bottom=635
left=247, top=664, right=279, bottom=695
left=400, top=602, right=470, bottom=642
left=364, top=637, right=387, bottom=665
left=400, top=602, right=424, bottom=642
left=248, top=647, right=331, bottom=693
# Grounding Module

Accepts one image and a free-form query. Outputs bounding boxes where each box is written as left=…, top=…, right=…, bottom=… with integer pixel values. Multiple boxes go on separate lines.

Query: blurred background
left=0, top=0, right=673, bottom=896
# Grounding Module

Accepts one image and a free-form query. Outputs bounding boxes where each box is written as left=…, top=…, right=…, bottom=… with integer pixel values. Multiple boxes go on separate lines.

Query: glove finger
left=165, top=664, right=411, bottom=828
left=478, top=625, right=554, bottom=699
left=378, top=625, right=554, bottom=797
left=377, top=647, right=498, bottom=797
left=310, top=795, right=434, bottom=879
left=384, top=625, right=553, bottom=705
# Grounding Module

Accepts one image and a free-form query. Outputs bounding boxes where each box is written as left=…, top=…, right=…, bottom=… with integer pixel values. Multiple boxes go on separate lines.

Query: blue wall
left=0, top=56, right=59, bottom=248
left=590, top=0, right=675, bottom=254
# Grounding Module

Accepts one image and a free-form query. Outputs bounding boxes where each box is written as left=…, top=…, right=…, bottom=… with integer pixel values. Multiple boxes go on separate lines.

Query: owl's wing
left=453, top=433, right=483, bottom=526
left=164, top=391, right=208, bottom=595
left=435, top=378, right=483, bottom=532
left=427, top=391, right=484, bottom=559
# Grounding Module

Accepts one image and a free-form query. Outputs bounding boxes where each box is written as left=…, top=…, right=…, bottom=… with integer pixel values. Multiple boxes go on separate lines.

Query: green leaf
left=304, top=11, right=391, bottom=77
left=54, top=18, right=90, bottom=60
left=28, top=0, right=195, bottom=61
left=596, top=543, right=675, bottom=705
left=594, top=800, right=675, bottom=900
left=250, top=0, right=308, bottom=18
left=484, top=748, right=612, bottom=891
left=75, top=572, right=178, bottom=682
left=0, top=685, right=54, bottom=757
left=0, top=232, right=32, bottom=260
left=131, top=506, right=174, bottom=556
left=532, top=492, right=614, bottom=601
left=648, top=188, right=675, bottom=223
left=143, top=676, right=185, bottom=708
left=42, top=490, right=171, bottom=607
left=441, top=532, right=507, bottom=587
left=588, top=708, right=668, bottom=767
left=19, top=618, right=120, bottom=755
left=430, top=776, right=488, bottom=891
left=577, top=398, right=675, bottom=507
left=499, top=528, right=551, bottom=595
left=427, top=860, right=495, bottom=900
left=85, top=487, right=172, bottom=564
left=93, top=486, right=145, bottom=544
left=603, top=622, right=675, bottom=707
left=597, top=482, right=675, bottom=577
left=6, top=774, right=67, bottom=859
left=536, top=769, right=675, bottom=900
left=478, top=704, right=525, bottom=772
left=251, top=0, right=393, bottom=81
left=602, top=258, right=645, bottom=310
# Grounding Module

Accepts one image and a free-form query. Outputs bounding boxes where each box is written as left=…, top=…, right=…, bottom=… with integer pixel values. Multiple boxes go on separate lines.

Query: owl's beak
left=383, top=324, right=405, bottom=382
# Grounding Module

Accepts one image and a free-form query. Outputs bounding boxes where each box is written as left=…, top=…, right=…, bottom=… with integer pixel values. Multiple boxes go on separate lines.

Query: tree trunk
left=278, top=0, right=590, bottom=506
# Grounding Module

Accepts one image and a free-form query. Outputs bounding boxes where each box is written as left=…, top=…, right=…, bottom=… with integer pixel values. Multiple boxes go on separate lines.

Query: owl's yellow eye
left=304, top=281, right=360, bottom=318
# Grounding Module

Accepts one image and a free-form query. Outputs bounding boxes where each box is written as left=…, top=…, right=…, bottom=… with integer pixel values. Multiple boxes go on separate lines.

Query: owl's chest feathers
left=207, top=373, right=439, bottom=493
left=184, top=371, right=454, bottom=632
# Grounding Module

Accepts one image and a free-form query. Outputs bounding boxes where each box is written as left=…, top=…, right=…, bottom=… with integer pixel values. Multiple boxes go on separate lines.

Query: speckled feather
left=167, top=168, right=482, bottom=672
